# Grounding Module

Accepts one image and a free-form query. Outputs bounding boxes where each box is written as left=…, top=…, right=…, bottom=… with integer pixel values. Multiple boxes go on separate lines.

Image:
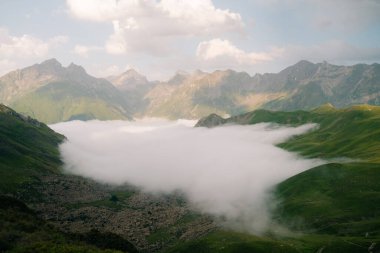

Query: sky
left=1, top=0, right=380, bottom=80
left=51, top=119, right=323, bottom=233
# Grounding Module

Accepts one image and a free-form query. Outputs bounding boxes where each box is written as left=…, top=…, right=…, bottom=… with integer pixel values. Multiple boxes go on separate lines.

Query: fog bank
left=51, top=119, right=322, bottom=233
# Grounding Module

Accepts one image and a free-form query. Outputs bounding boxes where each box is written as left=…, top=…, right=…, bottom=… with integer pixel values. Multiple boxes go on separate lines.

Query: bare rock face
left=195, top=113, right=226, bottom=128
left=27, top=173, right=216, bottom=252
left=108, top=69, right=150, bottom=91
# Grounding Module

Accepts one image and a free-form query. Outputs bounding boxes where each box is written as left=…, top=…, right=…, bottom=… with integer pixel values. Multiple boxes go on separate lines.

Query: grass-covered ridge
left=11, top=81, right=130, bottom=124
left=187, top=104, right=380, bottom=253
left=0, top=104, right=64, bottom=193
left=204, top=103, right=380, bottom=162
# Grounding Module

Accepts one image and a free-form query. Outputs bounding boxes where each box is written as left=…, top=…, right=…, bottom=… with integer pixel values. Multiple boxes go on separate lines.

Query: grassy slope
left=11, top=82, right=129, bottom=124
left=0, top=105, right=139, bottom=252
left=167, top=104, right=380, bottom=253
left=240, top=104, right=380, bottom=236
left=0, top=105, right=64, bottom=193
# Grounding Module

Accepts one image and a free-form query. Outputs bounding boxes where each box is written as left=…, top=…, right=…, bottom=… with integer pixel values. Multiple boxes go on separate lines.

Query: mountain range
left=0, top=59, right=379, bottom=123
left=0, top=59, right=131, bottom=123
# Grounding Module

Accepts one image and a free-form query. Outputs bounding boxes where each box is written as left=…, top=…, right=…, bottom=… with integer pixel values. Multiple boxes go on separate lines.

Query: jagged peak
left=193, top=69, right=205, bottom=76
left=67, top=62, right=86, bottom=73
left=40, top=58, right=62, bottom=67
left=175, top=70, right=190, bottom=76
left=195, top=113, right=226, bottom=128
left=119, top=68, right=146, bottom=78
left=294, top=60, right=315, bottom=67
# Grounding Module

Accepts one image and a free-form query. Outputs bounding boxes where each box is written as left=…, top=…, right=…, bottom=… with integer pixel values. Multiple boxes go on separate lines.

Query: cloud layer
left=196, top=39, right=284, bottom=68
left=51, top=119, right=322, bottom=233
left=0, top=27, right=68, bottom=75
left=67, top=0, right=243, bottom=55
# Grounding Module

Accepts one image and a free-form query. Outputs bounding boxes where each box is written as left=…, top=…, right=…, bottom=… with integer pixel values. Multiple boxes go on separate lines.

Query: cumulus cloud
left=51, top=119, right=322, bottom=233
left=66, top=0, right=244, bottom=55
left=196, top=38, right=283, bottom=69
left=0, top=27, right=68, bottom=75
left=0, top=27, right=68, bottom=59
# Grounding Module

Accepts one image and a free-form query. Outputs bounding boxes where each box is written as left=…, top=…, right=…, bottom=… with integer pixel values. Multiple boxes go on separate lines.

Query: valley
left=2, top=1, right=380, bottom=252
left=1, top=102, right=379, bottom=252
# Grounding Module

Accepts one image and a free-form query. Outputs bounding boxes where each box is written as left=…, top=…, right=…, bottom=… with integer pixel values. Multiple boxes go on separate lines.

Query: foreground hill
left=193, top=104, right=380, bottom=253
left=0, top=59, right=131, bottom=123
left=0, top=104, right=217, bottom=252
left=2, top=103, right=380, bottom=252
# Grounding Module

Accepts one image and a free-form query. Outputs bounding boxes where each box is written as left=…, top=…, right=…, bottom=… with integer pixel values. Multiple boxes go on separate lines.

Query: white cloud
left=66, top=0, right=244, bottom=55
left=0, top=27, right=68, bottom=75
left=74, top=44, right=103, bottom=57
left=51, top=119, right=322, bottom=233
left=0, top=59, right=17, bottom=76
left=196, top=38, right=283, bottom=68
left=0, top=27, right=68, bottom=59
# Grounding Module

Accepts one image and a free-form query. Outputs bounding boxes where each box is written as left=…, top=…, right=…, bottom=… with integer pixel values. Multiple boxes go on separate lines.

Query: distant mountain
left=111, top=60, right=380, bottom=119
left=0, top=59, right=132, bottom=123
left=260, top=60, right=380, bottom=111
left=107, top=69, right=156, bottom=115
left=107, top=69, right=150, bottom=90
left=2, top=59, right=379, bottom=122
left=142, top=69, right=258, bottom=119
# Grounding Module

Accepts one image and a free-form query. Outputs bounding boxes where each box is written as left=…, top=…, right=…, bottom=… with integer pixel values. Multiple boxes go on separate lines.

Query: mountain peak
left=40, top=58, right=62, bottom=68
left=175, top=70, right=189, bottom=76
left=67, top=62, right=86, bottom=74
left=119, top=69, right=145, bottom=79
left=124, top=68, right=140, bottom=74
left=294, top=60, right=315, bottom=67
left=108, top=69, right=149, bottom=90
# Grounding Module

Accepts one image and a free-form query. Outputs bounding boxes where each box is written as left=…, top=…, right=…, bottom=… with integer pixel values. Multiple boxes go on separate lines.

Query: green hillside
left=0, top=104, right=64, bottom=193
left=11, top=81, right=129, bottom=124
left=0, top=59, right=131, bottom=124
left=188, top=104, right=380, bottom=253
left=0, top=104, right=139, bottom=252
left=0, top=195, right=137, bottom=253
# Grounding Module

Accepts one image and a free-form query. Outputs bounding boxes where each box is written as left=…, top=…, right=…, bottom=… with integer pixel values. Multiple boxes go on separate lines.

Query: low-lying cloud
left=50, top=119, right=322, bottom=233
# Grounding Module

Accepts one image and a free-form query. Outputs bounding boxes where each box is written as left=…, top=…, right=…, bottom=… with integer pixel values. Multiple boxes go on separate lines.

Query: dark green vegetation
left=0, top=104, right=64, bottom=194
left=189, top=104, right=380, bottom=253
left=0, top=195, right=138, bottom=253
left=0, top=104, right=140, bottom=252
left=2, top=99, right=380, bottom=252
left=0, top=104, right=215, bottom=252
left=164, top=230, right=377, bottom=253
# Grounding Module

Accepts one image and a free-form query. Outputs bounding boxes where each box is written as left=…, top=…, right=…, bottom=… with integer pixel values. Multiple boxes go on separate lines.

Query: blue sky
left=1, top=0, right=379, bottom=80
